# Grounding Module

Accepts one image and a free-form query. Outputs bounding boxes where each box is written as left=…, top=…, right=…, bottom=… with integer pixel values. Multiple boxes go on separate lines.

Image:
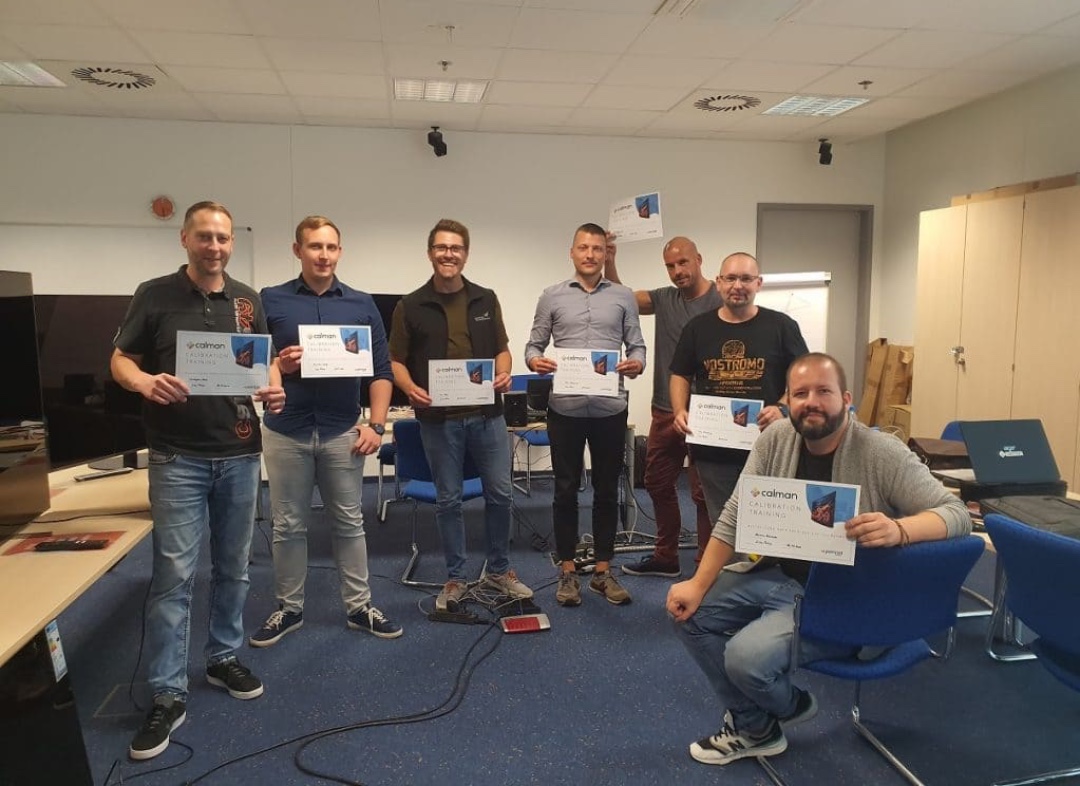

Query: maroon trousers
left=645, top=407, right=713, bottom=563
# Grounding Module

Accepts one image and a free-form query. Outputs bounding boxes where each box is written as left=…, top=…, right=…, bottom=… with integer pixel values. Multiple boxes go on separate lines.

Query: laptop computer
left=952, top=419, right=1066, bottom=501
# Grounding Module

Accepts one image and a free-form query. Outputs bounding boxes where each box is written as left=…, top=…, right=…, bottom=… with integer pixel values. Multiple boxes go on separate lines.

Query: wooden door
left=911, top=205, right=966, bottom=438
left=956, top=197, right=1024, bottom=421
left=1012, top=186, right=1080, bottom=487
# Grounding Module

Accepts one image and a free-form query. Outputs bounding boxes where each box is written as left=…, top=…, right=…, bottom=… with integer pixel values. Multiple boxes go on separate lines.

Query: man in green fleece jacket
left=667, top=352, right=971, bottom=768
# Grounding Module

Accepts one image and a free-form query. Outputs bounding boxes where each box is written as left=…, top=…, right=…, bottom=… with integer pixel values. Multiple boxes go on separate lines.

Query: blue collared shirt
left=525, top=277, right=646, bottom=418
left=260, top=275, right=392, bottom=439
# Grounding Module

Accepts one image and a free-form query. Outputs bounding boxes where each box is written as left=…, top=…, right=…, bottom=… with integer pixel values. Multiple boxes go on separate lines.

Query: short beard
left=795, top=409, right=846, bottom=441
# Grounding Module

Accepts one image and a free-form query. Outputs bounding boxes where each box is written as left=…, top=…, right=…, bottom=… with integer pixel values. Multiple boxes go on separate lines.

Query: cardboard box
left=857, top=338, right=889, bottom=425
left=883, top=404, right=912, bottom=441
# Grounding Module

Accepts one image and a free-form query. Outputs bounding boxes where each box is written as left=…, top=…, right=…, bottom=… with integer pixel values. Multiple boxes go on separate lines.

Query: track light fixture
left=427, top=126, right=447, bottom=157
left=818, top=138, right=832, bottom=166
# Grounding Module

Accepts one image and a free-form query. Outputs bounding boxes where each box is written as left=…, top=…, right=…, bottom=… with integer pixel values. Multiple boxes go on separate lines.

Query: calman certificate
left=176, top=330, right=271, bottom=396
left=552, top=347, right=619, bottom=397
left=298, top=324, right=373, bottom=378
left=428, top=359, right=496, bottom=406
left=685, top=395, right=763, bottom=450
left=734, top=475, right=860, bottom=565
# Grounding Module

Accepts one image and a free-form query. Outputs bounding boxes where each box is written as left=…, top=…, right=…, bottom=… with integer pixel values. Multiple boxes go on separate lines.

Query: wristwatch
left=368, top=423, right=386, bottom=436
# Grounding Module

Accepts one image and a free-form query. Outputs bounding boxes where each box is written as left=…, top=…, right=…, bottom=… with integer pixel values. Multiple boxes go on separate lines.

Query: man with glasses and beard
left=666, top=353, right=970, bottom=768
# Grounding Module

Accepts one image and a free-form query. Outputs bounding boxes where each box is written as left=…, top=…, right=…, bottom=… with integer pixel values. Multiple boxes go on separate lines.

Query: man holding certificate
left=525, top=223, right=646, bottom=607
left=111, top=201, right=285, bottom=761
left=389, top=219, right=533, bottom=613
left=670, top=252, right=808, bottom=524
left=250, top=216, right=402, bottom=649
left=666, top=353, right=970, bottom=768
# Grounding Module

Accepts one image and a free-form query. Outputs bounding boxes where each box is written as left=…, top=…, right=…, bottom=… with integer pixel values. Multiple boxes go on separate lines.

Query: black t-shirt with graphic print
left=114, top=266, right=268, bottom=458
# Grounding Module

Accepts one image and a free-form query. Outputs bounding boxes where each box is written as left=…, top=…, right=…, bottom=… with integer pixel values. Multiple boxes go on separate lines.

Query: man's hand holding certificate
left=551, top=347, right=619, bottom=397
left=427, top=359, right=495, bottom=406
left=735, top=475, right=860, bottom=565
left=298, top=324, right=373, bottom=378
left=176, top=330, right=271, bottom=396
left=685, top=395, right=763, bottom=450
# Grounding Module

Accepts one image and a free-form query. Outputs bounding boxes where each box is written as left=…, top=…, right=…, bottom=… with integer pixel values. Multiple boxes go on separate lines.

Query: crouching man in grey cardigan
left=667, top=352, right=971, bottom=768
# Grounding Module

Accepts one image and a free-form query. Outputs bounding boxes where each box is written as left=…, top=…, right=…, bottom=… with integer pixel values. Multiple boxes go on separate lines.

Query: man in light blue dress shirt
left=525, top=223, right=646, bottom=607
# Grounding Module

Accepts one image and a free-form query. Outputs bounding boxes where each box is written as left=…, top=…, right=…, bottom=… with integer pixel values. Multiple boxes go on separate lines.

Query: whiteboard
left=756, top=271, right=830, bottom=353
left=0, top=223, right=254, bottom=295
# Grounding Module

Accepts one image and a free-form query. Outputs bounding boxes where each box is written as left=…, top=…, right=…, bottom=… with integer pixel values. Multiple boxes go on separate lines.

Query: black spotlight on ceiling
left=427, top=125, right=447, bottom=157
left=818, top=138, right=833, bottom=166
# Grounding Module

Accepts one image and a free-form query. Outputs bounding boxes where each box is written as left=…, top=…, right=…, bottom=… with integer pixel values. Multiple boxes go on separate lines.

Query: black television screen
left=34, top=295, right=145, bottom=469
left=360, top=294, right=409, bottom=409
left=0, top=271, right=51, bottom=528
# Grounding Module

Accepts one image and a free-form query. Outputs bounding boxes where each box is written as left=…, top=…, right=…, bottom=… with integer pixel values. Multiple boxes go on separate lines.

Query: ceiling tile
left=645, top=109, right=747, bottom=132
left=478, top=104, right=573, bottom=128
left=914, top=0, right=1080, bottom=34
left=390, top=99, right=483, bottom=129
left=0, top=38, right=30, bottom=59
left=1038, top=12, right=1080, bottom=37
left=509, top=8, right=648, bottom=52
left=837, top=94, right=968, bottom=120
left=233, top=0, right=380, bottom=39
left=602, top=55, right=730, bottom=89
left=384, top=44, right=502, bottom=79
left=753, top=23, right=901, bottom=65
left=262, top=38, right=384, bottom=74
left=0, top=84, right=109, bottom=113
left=497, top=49, right=617, bottom=83
left=164, top=65, right=287, bottom=94
left=380, top=1, right=520, bottom=46
left=305, top=115, right=390, bottom=127
left=583, top=84, right=690, bottom=111
left=564, top=107, right=660, bottom=130
left=705, top=60, right=835, bottom=93
left=523, top=0, right=655, bottom=13
left=895, top=69, right=1038, bottom=99
left=957, top=34, right=1080, bottom=74
left=788, top=0, right=937, bottom=30
left=293, top=95, right=389, bottom=118
left=724, top=113, right=829, bottom=139
left=94, top=0, right=252, bottom=34
left=130, top=31, right=271, bottom=69
left=803, top=113, right=900, bottom=140
left=854, top=29, right=1015, bottom=69
left=801, top=65, right=936, bottom=97
left=0, top=0, right=113, bottom=26
left=280, top=72, right=387, bottom=99
left=194, top=92, right=302, bottom=122
left=486, top=80, right=591, bottom=106
left=630, top=18, right=775, bottom=57
left=5, top=24, right=151, bottom=63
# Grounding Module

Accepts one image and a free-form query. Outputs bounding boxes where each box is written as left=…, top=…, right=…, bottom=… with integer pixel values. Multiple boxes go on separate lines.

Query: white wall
left=0, top=113, right=886, bottom=435
left=879, top=63, right=1080, bottom=343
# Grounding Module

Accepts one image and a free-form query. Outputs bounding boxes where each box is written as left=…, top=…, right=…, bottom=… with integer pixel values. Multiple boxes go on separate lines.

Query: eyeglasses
left=431, top=244, right=466, bottom=255
left=718, top=275, right=760, bottom=285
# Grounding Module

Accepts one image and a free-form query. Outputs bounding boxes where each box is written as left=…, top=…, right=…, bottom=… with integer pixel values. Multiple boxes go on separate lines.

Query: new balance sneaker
left=436, top=580, right=468, bottom=612
left=588, top=570, right=632, bottom=605
left=347, top=605, right=404, bottom=639
left=689, top=720, right=787, bottom=766
left=129, top=694, right=186, bottom=761
left=621, top=555, right=681, bottom=578
left=779, top=688, right=818, bottom=727
left=249, top=608, right=303, bottom=648
left=481, top=570, right=534, bottom=599
left=555, top=571, right=582, bottom=607
left=206, top=658, right=264, bottom=700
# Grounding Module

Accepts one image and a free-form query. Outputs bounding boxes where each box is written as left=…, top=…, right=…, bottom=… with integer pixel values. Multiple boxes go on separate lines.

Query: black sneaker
left=621, top=555, right=681, bottom=577
left=347, top=605, right=404, bottom=639
left=779, top=688, right=818, bottom=727
left=249, top=608, right=303, bottom=648
left=689, top=719, right=787, bottom=766
left=129, top=694, right=186, bottom=761
left=206, top=658, right=264, bottom=700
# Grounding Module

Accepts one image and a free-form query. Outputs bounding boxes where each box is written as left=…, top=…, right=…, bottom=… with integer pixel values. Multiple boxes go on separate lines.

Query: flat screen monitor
left=33, top=294, right=146, bottom=469
left=0, top=271, right=51, bottom=529
left=360, top=294, right=410, bottom=409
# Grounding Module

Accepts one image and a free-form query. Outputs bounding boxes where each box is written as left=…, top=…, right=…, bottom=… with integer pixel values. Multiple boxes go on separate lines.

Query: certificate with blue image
left=298, top=324, right=373, bottom=378
left=176, top=330, right=271, bottom=395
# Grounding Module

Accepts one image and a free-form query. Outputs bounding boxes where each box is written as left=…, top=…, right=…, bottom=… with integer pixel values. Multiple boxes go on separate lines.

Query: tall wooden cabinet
left=912, top=185, right=1080, bottom=489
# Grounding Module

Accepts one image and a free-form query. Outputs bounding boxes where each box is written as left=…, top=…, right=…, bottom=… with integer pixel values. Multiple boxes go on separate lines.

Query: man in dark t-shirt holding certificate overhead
left=670, top=252, right=808, bottom=524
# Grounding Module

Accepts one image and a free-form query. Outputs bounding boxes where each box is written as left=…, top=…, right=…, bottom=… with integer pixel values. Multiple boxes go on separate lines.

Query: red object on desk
left=3, top=531, right=125, bottom=556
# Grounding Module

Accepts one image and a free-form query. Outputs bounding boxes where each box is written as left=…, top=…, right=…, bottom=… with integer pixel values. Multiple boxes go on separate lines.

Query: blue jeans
left=419, top=415, right=512, bottom=582
left=675, top=565, right=852, bottom=735
left=262, top=426, right=370, bottom=615
left=145, top=450, right=260, bottom=700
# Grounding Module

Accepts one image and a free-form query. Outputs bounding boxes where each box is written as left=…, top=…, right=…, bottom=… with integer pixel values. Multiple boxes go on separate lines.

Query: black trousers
left=547, top=408, right=628, bottom=563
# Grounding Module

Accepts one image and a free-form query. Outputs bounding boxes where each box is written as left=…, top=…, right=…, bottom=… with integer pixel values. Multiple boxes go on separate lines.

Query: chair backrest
left=391, top=419, right=480, bottom=484
left=510, top=373, right=536, bottom=392
left=799, top=536, right=985, bottom=648
left=984, top=513, right=1080, bottom=654
left=940, top=420, right=963, bottom=441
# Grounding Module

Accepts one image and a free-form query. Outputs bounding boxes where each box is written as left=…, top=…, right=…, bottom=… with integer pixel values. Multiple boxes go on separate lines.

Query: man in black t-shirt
left=111, top=201, right=285, bottom=762
left=670, top=252, right=807, bottom=522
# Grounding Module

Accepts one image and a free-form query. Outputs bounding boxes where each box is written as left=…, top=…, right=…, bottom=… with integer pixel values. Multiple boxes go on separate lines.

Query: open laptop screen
left=958, top=419, right=1061, bottom=485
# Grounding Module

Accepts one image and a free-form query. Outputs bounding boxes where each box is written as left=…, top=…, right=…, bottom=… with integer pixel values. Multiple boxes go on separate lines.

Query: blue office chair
left=391, top=419, right=484, bottom=589
left=940, top=420, right=963, bottom=441
left=984, top=513, right=1080, bottom=786
left=375, top=442, right=399, bottom=522
left=772, top=536, right=986, bottom=786
left=510, top=373, right=551, bottom=495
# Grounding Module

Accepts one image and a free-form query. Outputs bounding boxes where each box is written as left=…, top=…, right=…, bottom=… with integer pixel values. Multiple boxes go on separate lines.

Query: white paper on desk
left=552, top=347, right=619, bottom=397
left=735, top=475, right=859, bottom=565
left=608, top=192, right=663, bottom=243
left=685, top=395, right=763, bottom=450
left=428, top=359, right=495, bottom=406
left=175, top=330, right=271, bottom=396
left=298, top=324, right=373, bottom=378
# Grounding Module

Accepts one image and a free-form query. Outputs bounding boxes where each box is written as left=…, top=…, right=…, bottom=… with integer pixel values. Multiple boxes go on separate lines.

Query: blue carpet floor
left=58, top=474, right=1080, bottom=786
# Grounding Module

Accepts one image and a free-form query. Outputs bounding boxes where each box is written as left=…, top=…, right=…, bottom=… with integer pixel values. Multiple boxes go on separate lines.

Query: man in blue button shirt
left=251, top=216, right=402, bottom=647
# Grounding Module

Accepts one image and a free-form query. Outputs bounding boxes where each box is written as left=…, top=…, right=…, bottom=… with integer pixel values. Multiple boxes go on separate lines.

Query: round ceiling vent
left=693, top=94, right=761, bottom=113
left=71, top=66, right=156, bottom=90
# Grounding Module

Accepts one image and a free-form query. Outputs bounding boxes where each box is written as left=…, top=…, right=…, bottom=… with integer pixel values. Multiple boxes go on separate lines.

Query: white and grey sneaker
left=481, top=569, right=534, bottom=599
left=689, top=720, right=787, bottom=766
